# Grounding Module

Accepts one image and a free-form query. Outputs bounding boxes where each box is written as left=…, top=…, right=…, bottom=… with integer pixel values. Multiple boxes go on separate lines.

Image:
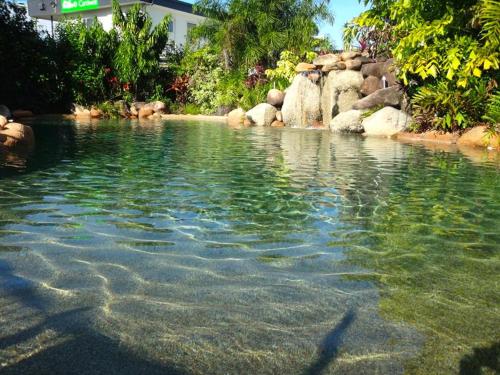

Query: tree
left=191, top=0, right=333, bottom=70
left=112, top=0, right=171, bottom=100
left=344, top=0, right=500, bottom=131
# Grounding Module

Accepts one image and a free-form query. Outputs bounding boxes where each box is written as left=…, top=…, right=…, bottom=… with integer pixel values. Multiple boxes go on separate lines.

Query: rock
left=227, top=108, right=246, bottom=127
left=0, top=105, right=11, bottom=119
left=246, top=103, right=277, bottom=126
left=147, top=112, right=162, bottom=120
left=276, top=111, right=283, bottom=122
left=338, top=89, right=361, bottom=113
left=271, top=120, right=285, bottom=128
left=330, top=110, right=364, bottom=133
left=322, top=62, right=346, bottom=72
left=73, top=104, right=91, bottom=117
left=114, top=100, right=129, bottom=117
left=12, top=109, right=34, bottom=118
left=313, top=54, right=340, bottom=66
left=130, top=102, right=146, bottom=116
left=307, top=71, right=321, bottom=83
left=267, top=89, right=285, bottom=107
left=354, top=56, right=375, bottom=65
left=345, top=59, right=362, bottom=71
left=341, top=51, right=361, bottom=61
left=360, top=76, right=382, bottom=96
left=243, top=118, right=252, bottom=127
left=361, top=59, right=397, bottom=86
left=321, top=70, right=364, bottom=125
left=150, top=101, right=166, bottom=113
left=457, top=126, right=499, bottom=149
left=90, top=108, right=102, bottom=118
left=362, top=107, right=413, bottom=137
left=353, top=86, right=403, bottom=110
left=295, top=62, right=316, bottom=72
left=0, top=122, right=34, bottom=148
left=308, top=120, right=325, bottom=129
left=282, top=74, right=321, bottom=128
left=138, top=107, right=154, bottom=118
left=0, top=115, right=7, bottom=128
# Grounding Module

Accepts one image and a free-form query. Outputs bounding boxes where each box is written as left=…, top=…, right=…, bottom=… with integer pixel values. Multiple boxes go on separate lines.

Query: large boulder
left=353, top=86, right=403, bottom=110
left=90, top=108, right=102, bottom=118
left=150, top=101, right=167, bottom=113
left=138, top=107, right=154, bottom=118
left=457, top=126, right=499, bottom=149
left=73, top=104, right=91, bottom=117
left=362, top=107, right=413, bottom=137
left=267, top=89, right=285, bottom=107
left=130, top=102, right=146, bottom=116
left=361, top=59, right=397, bottom=86
left=0, top=115, right=7, bottom=128
left=338, top=89, right=361, bottom=113
left=360, top=76, right=382, bottom=96
left=227, top=108, right=246, bottom=127
left=313, top=54, right=340, bottom=66
left=246, top=103, right=277, bottom=126
left=330, top=110, right=364, bottom=133
left=282, top=74, right=321, bottom=128
left=321, top=70, right=364, bottom=125
left=354, top=56, right=375, bottom=65
left=0, top=105, right=11, bottom=119
left=0, top=122, right=35, bottom=148
left=114, top=100, right=129, bottom=118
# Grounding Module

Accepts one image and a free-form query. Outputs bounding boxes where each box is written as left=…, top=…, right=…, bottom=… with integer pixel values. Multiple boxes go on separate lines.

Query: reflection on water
left=0, top=119, right=498, bottom=374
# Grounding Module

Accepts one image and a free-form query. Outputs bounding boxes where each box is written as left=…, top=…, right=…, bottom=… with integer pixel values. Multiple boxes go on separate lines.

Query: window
left=187, top=22, right=196, bottom=31
left=168, top=21, right=174, bottom=33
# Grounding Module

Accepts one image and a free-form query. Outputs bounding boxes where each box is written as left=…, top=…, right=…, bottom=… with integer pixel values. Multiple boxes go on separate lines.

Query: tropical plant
left=0, top=0, right=61, bottom=111
left=112, top=0, right=171, bottom=100
left=265, top=50, right=317, bottom=88
left=56, top=18, right=118, bottom=106
left=344, top=0, right=500, bottom=131
left=191, top=0, right=333, bottom=70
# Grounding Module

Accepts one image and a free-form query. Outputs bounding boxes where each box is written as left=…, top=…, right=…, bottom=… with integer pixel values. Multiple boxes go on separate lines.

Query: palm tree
left=191, top=0, right=334, bottom=70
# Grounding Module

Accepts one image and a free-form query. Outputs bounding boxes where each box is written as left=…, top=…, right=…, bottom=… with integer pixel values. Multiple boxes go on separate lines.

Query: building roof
left=27, top=0, right=196, bottom=19
left=144, top=0, right=193, bottom=14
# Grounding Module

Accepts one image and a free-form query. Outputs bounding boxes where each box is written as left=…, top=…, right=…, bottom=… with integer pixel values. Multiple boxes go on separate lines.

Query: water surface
left=0, top=119, right=499, bottom=374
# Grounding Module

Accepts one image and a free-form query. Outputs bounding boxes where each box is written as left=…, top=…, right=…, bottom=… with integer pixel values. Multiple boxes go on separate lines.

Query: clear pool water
left=0, top=119, right=499, bottom=374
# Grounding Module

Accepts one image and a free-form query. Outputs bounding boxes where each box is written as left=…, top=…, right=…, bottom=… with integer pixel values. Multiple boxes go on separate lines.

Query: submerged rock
left=246, top=103, right=277, bottom=126
left=362, top=107, right=413, bottom=137
left=282, top=74, right=321, bottom=128
left=330, top=110, right=364, bottom=133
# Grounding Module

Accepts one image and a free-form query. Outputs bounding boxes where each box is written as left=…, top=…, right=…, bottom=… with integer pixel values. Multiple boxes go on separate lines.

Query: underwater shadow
left=459, top=341, right=500, bottom=375
left=0, top=259, right=189, bottom=375
left=302, top=309, right=356, bottom=375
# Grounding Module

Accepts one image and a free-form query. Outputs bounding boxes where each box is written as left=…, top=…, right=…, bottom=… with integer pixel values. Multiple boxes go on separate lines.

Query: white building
left=27, top=0, right=205, bottom=46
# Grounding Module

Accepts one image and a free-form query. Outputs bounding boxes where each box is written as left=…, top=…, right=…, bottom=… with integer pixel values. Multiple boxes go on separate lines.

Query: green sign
left=61, top=0, right=99, bottom=13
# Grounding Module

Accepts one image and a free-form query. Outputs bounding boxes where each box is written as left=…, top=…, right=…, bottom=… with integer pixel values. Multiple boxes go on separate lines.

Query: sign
left=61, top=0, right=99, bottom=13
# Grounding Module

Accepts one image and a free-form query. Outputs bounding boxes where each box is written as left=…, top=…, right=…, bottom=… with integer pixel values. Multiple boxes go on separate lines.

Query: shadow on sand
left=0, top=259, right=187, bottom=375
left=302, top=309, right=356, bottom=375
